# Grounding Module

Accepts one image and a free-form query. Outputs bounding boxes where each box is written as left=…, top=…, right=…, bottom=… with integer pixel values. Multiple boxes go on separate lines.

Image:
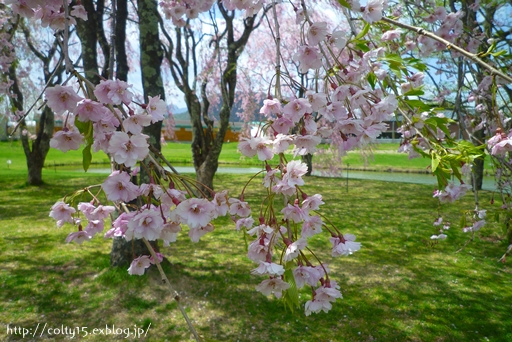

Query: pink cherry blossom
left=283, top=160, right=308, bottom=187
left=128, top=255, right=152, bottom=276
left=65, top=231, right=92, bottom=244
left=260, top=98, right=282, bottom=117
left=283, top=238, right=307, bottom=262
left=362, top=0, right=384, bottom=24
left=146, top=95, right=167, bottom=123
left=248, top=237, right=270, bottom=262
left=263, top=169, right=278, bottom=188
left=272, top=180, right=297, bottom=196
left=307, top=22, right=328, bottom=46
left=139, top=183, right=164, bottom=200
left=102, top=171, right=140, bottom=202
left=433, top=183, right=471, bottom=203
left=70, top=4, right=88, bottom=21
left=272, top=134, right=293, bottom=154
left=491, top=139, right=512, bottom=156
left=212, top=190, right=229, bottom=217
left=160, top=221, right=181, bottom=246
left=293, top=266, right=322, bottom=288
left=255, top=278, right=290, bottom=299
left=305, top=298, right=332, bottom=316
left=292, top=45, right=323, bottom=73
left=283, top=98, right=311, bottom=123
left=282, top=204, right=307, bottom=223
left=175, top=198, right=216, bottom=229
left=123, top=114, right=152, bottom=134
left=235, top=217, right=255, bottom=231
left=50, top=127, right=83, bottom=152
left=94, top=79, right=133, bottom=105
left=160, top=188, right=188, bottom=209
left=105, top=211, right=136, bottom=238
left=45, top=85, right=83, bottom=115
left=302, top=194, right=324, bottom=213
left=238, top=136, right=274, bottom=161
left=247, top=224, right=274, bottom=237
left=84, top=219, right=104, bottom=236
left=228, top=198, right=251, bottom=217
left=271, top=116, right=295, bottom=134
left=293, top=134, right=321, bottom=156
left=301, top=215, right=323, bottom=237
left=75, top=99, right=109, bottom=122
left=125, top=207, right=164, bottom=241
left=251, top=261, right=285, bottom=276
left=49, top=201, right=76, bottom=224
left=381, top=29, right=402, bottom=41
left=90, top=205, right=115, bottom=220
left=188, top=223, right=214, bottom=242
left=108, top=132, right=149, bottom=167
left=330, top=233, right=361, bottom=256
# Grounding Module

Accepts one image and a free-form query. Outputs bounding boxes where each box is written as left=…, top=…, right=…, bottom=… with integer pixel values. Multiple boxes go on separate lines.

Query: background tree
left=394, top=0, right=512, bottom=190
left=159, top=3, right=267, bottom=193
left=5, top=14, right=67, bottom=185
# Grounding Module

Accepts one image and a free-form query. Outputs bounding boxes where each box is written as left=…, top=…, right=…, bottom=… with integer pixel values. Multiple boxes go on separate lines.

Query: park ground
left=0, top=141, right=511, bottom=341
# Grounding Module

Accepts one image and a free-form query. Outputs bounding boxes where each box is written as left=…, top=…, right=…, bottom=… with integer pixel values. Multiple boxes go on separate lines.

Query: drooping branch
left=381, top=16, right=512, bottom=84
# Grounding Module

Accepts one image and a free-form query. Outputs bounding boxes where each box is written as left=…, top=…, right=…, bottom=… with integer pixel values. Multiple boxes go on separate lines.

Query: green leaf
left=82, top=144, right=92, bottom=172
left=367, top=72, right=377, bottom=89
left=75, top=117, right=94, bottom=172
left=337, top=0, right=351, bottom=9
left=491, top=50, right=508, bottom=57
left=431, top=154, right=440, bottom=172
left=355, top=23, right=370, bottom=40
left=404, top=99, right=431, bottom=111
left=354, top=42, right=370, bottom=52
left=281, top=264, right=300, bottom=312
left=403, top=88, right=425, bottom=96
left=460, top=215, right=467, bottom=229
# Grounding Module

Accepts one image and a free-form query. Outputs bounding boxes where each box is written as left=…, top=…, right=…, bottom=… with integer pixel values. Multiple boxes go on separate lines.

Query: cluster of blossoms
left=46, top=79, right=168, bottom=168
left=7, top=0, right=88, bottom=29
left=231, top=157, right=361, bottom=315
left=49, top=171, right=236, bottom=249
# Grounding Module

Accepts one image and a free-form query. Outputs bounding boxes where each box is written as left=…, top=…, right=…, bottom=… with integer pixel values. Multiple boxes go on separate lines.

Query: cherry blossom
left=45, top=85, right=83, bottom=115
left=307, top=22, right=328, bottom=46
left=188, top=223, right=214, bottom=242
left=107, top=132, right=149, bottom=167
left=101, top=171, right=140, bottom=202
left=65, top=231, right=92, bottom=244
left=330, top=234, right=361, bottom=256
left=251, top=262, right=285, bottom=276
left=128, top=255, right=152, bottom=276
left=125, top=207, right=165, bottom=241
left=255, top=278, right=290, bottom=299
left=293, top=266, right=322, bottom=288
left=49, top=201, right=76, bottom=225
left=49, top=127, right=84, bottom=153
left=145, top=95, right=167, bottom=123
left=175, top=198, right=216, bottom=229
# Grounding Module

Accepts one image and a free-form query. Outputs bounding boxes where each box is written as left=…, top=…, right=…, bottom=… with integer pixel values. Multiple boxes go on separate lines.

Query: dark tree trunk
left=8, top=49, right=55, bottom=186
left=302, top=154, right=313, bottom=176
left=470, top=129, right=485, bottom=191
left=75, top=0, right=101, bottom=88
left=110, top=0, right=165, bottom=267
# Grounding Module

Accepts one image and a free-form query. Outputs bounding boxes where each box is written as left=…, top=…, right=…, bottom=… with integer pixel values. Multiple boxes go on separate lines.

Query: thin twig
left=381, top=17, right=512, bottom=84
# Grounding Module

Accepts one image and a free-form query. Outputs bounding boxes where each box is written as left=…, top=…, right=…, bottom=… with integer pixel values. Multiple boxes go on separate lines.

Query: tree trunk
left=470, top=128, right=485, bottom=191
left=109, top=0, right=165, bottom=267
left=302, top=154, right=313, bottom=176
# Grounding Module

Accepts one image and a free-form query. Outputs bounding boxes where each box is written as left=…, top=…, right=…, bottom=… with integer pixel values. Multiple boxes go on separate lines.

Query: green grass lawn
left=1, top=140, right=434, bottom=175
left=1, top=163, right=511, bottom=341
